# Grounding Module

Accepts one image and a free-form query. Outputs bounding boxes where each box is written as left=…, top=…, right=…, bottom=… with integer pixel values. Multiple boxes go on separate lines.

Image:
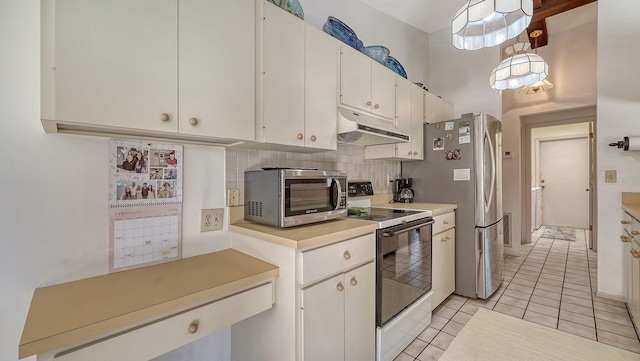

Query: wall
left=226, top=144, right=400, bottom=205
left=299, top=0, right=429, bottom=85
left=427, top=26, right=502, bottom=119
left=500, top=16, right=597, bottom=256
left=596, top=0, right=640, bottom=299
left=0, top=1, right=425, bottom=360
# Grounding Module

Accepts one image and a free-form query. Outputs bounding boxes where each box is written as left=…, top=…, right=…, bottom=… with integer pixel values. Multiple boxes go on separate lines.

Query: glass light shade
left=490, top=42, right=548, bottom=90
left=519, top=79, right=554, bottom=94
left=452, top=0, right=533, bottom=50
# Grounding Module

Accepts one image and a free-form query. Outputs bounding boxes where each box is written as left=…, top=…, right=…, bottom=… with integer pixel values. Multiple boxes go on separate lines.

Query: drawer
left=54, top=282, right=274, bottom=361
left=301, top=233, right=375, bottom=285
left=433, top=211, right=455, bottom=235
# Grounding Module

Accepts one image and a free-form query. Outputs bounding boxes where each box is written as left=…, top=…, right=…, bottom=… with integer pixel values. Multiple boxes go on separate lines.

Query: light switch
left=605, top=170, right=617, bottom=183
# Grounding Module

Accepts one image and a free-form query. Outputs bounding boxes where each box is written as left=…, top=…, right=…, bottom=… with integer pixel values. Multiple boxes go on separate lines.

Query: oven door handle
left=382, top=220, right=434, bottom=237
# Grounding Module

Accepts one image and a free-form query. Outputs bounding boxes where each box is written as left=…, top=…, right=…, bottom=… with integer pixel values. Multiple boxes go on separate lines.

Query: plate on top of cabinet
left=267, top=0, right=304, bottom=19
left=386, top=56, right=407, bottom=79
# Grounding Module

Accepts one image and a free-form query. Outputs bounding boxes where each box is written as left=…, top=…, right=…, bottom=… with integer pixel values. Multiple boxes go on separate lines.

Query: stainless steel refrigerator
left=402, top=113, right=504, bottom=299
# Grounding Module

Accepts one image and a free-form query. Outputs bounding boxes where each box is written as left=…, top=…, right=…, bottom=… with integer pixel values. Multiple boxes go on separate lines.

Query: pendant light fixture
left=519, top=79, right=554, bottom=94
left=452, top=0, right=533, bottom=50
left=489, top=30, right=548, bottom=90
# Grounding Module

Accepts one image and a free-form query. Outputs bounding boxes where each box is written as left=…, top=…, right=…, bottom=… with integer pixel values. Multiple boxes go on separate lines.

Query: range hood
left=337, top=107, right=410, bottom=145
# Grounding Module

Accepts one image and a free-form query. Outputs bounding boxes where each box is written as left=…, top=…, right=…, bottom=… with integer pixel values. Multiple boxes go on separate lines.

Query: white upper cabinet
left=48, top=0, right=178, bottom=133
left=178, top=0, right=255, bottom=141
left=257, top=3, right=338, bottom=151
left=340, top=45, right=396, bottom=120
left=42, top=0, right=256, bottom=144
left=304, top=25, right=339, bottom=151
left=424, top=91, right=454, bottom=124
left=364, top=78, right=424, bottom=161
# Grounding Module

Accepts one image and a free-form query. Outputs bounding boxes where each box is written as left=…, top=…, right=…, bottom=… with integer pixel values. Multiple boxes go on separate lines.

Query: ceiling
left=357, top=0, right=597, bottom=47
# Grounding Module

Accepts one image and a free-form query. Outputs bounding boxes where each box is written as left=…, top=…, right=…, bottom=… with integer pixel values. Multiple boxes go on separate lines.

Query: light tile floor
left=394, top=226, right=640, bottom=361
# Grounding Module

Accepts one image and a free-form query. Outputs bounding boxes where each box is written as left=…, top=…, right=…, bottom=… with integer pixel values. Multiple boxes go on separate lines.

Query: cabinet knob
left=160, top=113, right=170, bottom=122
left=297, top=133, right=303, bottom=140
left=188, top=321, right=199, bottom=334
left=336, top=282, right=344, bottom=292
left=443, top=220, right=449, bottom=224
left=374, top=104, right=380, bottom=109
left=631, top=250, right=640, bottom=258
left=621, top=235, right=630, bottom=243
left=632, top=230, right=639, bottom=236
left=441, top=235, right=451, bottom=241
left=310, top=135, right=317, bottom=142
left=408, top=151, right=413, bottom=156
left=189, top=117, right=198, bottom=126
left=343, top=250, right=351, bottom=260
left=413, top=151, right=418, bottom=156
left=366, top=101, right=372, bottom=106
left=350, top=277, right=358, bottom=286
left=622, top=220, right=629, bottom=224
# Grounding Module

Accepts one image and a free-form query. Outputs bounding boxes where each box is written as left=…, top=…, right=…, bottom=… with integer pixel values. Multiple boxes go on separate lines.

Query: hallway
left=394, top=226, right=640, bottom=360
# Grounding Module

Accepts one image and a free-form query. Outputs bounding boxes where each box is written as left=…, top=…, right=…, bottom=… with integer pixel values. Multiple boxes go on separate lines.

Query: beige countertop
left=622, top=192, right=640, bottom=220
left=372, top=201, right=457, bottom=217
left=230, top=218, right=378, bottom=249
left=19, top=249, right=279, bottom=359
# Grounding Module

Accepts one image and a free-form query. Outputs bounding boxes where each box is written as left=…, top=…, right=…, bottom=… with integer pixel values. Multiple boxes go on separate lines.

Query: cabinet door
left=262, top=2, right=305, bottom=146
left=53, top=0, right=177, bottom=132
left=633, top=240, right=640, bottom=323
left=371, top=63, right=397, bottom=120
left=432, top=227, right=456, bottom=309
left=340, top=46, right=372, bottom=113
left=305, top=26, right=338, bottom=150
left=302, top=274, right=345, bottom=361
left=178, top=0, right=255, bottom=140
left=395, top=77, right=413, bottom=160
left=424, top=91, right=453, bottom=124
left=410, top=86, right=425, bottom=160
left=345, top=262, right=375, bottom=361
left=625, top=238, right=633, bottom=309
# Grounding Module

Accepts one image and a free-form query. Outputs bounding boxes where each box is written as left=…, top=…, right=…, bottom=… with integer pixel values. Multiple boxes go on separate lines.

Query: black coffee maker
left=393, top=178, right=414, bottom=203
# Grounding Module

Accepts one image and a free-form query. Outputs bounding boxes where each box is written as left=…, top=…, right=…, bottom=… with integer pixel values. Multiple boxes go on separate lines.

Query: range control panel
left=347, top=181, right=374, bottom=197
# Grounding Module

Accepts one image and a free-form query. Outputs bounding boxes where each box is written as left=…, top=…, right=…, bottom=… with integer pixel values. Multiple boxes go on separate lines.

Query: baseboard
left=596, top=291, right=626, bottom=302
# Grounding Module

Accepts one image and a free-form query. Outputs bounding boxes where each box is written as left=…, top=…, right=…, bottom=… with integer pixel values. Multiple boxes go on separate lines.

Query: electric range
left=347, top=181, right=434, bottom=361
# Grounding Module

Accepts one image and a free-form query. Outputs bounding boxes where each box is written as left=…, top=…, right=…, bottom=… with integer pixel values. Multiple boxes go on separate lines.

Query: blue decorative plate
left=267, top=0, right=304, bottom=19
left=386, top=56, right=407, bottom=79
left=323, top=16, right=362, bottom=51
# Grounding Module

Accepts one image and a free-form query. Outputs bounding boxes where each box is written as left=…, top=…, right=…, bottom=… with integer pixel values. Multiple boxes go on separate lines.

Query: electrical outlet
left=201, top=208, right=224, bottom=232
left=228, top=189, right=240, bottom=207
left=605, top=170, right=617, bottom=183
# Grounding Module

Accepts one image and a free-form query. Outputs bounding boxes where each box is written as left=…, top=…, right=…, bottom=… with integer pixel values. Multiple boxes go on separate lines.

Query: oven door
left=376, top=219, right=433, bottom=327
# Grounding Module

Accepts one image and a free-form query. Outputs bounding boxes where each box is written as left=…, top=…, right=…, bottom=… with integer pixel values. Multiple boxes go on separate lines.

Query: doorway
left=520, top=105, right=597, bottom=251
left=538, top=136, right=590, bottom=228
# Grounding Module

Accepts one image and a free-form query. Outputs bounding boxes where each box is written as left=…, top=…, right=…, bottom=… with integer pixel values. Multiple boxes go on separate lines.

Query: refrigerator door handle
left=484, top=127, right=496, bottom=213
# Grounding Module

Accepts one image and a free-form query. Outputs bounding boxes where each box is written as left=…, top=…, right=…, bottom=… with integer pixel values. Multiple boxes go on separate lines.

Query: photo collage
left=115, top=146, right=179, bottom=201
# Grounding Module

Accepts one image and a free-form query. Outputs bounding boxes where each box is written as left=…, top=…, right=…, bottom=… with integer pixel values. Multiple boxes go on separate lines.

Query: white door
left=539, top=137, right=590, bottom=228
left=302, top=274, right=345, bottom=361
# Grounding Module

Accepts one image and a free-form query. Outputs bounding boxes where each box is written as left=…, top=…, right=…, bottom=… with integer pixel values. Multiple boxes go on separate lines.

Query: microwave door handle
left=330, top=178, right=341, bottom=210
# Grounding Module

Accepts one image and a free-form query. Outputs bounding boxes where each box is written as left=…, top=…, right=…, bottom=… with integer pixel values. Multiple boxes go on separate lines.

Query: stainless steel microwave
left=244, top=169, right=347, bottom=228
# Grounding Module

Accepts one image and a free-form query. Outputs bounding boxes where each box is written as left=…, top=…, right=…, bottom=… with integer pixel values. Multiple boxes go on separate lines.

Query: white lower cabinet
left=622, top=210, right=640, bottom=329
left=230, top=231, right=375, bottom=361
left=431, top=211, right=456, bottom=309
left=302, top=262, right=375, bottom=361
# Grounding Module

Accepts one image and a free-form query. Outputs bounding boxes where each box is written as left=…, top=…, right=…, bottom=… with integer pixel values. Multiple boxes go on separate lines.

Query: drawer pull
left=621, top=236, right=630, bottom=243
left=160, top=113, right=170, bottom=122
left=443, top=220, right=449, bottom=224
left=343, top=250, right=351, bottom=260
left=336, top=282, right=344, bottom=292
left=631, top=250, right=640, bottom=258
left=632, top=230, right=639, bottom=236
left=350, top=277, right=358, bottom=286
left=188, top=321, right=199, bottom=334
left=622, top=220, right=629, bottom=224
left=189, top=117, right=198, bottom=126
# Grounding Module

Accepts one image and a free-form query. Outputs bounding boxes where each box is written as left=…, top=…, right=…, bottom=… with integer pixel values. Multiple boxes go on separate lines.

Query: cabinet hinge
left=590, top=132, right=594, bottom=139
left=589, top=225, right=593, bottom=231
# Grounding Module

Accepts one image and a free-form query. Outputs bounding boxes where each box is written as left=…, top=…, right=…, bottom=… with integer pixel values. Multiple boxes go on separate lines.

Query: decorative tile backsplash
left=226, top=144, right=400, bottom=204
